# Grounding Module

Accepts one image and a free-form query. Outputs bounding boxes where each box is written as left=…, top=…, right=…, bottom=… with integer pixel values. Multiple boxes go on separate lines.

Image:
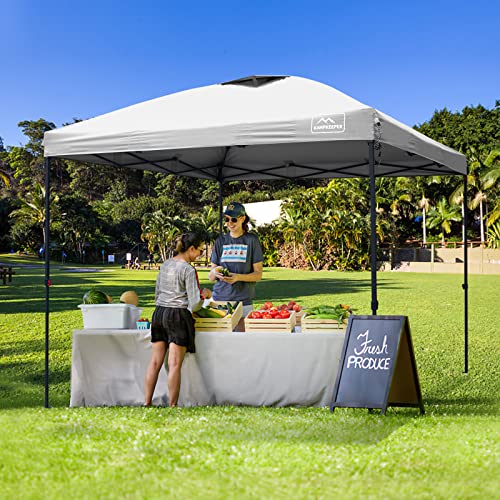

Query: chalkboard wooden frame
left=330, top=315, right=424, bottom=415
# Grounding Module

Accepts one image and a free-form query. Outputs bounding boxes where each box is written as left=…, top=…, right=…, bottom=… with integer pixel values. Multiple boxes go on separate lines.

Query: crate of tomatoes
left=244, top=301, right=297, bottom=332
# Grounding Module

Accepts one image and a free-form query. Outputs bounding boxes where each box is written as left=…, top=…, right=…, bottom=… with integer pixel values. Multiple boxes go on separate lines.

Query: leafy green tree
left=7, top=119, right=72, bottom=195
left=9, top=183, right=59, bottom=251
left=0, top=163, right=11, bottom=187
left=480, top=150, right=500, bottom=227
left=141, top=211, right=185, bottom=262
left=53, top=194, right=109, bottom=262
left=427, top=197, right=462, bottom=246
left=450, top=148, right=500, bottom=245
left=188, top=205, right=220, bottom=264
left=415, top=101, right=500, bottom=157
left=486, top=221, right=500, bottom=248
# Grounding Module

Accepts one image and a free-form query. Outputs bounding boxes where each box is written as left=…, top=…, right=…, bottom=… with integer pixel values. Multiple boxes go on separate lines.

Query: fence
left=379, top=245, right=500, bottom=274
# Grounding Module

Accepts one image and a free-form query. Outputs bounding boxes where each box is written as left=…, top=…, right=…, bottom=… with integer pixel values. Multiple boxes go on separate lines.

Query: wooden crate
left=295, top=310, right=305, bottom=326
left=194, top=301, right=243, bottom=332
left=301, top=315, right=347, bottom=333
left=244, top=311, right=296, bottom=332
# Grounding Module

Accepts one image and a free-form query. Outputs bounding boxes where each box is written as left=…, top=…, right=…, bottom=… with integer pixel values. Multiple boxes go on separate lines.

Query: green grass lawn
left=0, top=254, right=499, bottom=499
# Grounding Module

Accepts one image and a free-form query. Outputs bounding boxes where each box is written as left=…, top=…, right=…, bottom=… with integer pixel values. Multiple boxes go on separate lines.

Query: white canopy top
left=43, top=75, right=466, bottom=180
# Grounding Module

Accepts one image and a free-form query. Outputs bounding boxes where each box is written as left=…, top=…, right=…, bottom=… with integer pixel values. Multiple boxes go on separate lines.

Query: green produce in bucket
left=82, top=289, right=109, bottom=304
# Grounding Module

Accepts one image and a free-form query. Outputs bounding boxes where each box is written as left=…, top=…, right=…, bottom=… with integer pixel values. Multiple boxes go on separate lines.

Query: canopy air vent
left=221, top=75, right=288, bottom=88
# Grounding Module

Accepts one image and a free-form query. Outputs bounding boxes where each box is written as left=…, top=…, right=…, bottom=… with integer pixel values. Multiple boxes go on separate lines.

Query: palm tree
left=480, top=150, right=500, bottom=227
left=190, top=205, right=219, bottom=265
left=141, top=211, right=185, bottom=262
left=9, top=183, right=59, bottom=249
left=450, top=148, right=500, bottom=245
left=280, top=204, right=303, bottom=260
left=427, top=197, right=462, bottom=246
left=418, top=194, right=431, bottom=245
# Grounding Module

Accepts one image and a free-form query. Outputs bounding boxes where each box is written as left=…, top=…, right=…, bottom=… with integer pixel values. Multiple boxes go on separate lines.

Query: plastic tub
left=78, top=304, right=143, bottom=329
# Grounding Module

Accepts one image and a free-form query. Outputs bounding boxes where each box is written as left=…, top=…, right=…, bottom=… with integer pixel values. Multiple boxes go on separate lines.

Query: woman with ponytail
left=144, top=232, right=211, bottom=407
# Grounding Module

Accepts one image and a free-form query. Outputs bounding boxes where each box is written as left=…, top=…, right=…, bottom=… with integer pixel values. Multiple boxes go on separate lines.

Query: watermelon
left=82, top=289, right=109, bottom=304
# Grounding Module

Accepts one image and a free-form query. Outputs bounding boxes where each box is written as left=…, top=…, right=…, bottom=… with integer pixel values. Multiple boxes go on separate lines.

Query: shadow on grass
left=255, top=276, right=402, bottom=302
left=0, top=365, right=71, bottom=409
left=0, top=276, right=156, bottom=315
left=0, top=271, right=404, bottom=315
left=423, top=397, right=500, bottom=415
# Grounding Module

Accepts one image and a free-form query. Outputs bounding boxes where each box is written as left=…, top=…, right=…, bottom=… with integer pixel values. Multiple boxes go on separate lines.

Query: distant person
left=134, top=256, right=141, bottom=269
left=62, top=251, right=67, bottom=263
left=147, top=253, right=153, bottom=270
left=144, top=233, right=212, bottom=407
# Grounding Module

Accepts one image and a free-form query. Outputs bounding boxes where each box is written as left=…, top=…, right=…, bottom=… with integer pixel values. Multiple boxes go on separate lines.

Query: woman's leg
left=144, top=341, right=167, bottom=406
left=167, top=343, right=187, bottom=407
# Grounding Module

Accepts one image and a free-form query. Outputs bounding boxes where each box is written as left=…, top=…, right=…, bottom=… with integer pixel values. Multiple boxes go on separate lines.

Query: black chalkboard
left=330, top=315, right=424, bottom=414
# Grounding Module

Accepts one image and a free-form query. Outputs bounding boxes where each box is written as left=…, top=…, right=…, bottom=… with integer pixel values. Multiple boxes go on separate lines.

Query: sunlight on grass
left=0, top=254, right=499, bottom=499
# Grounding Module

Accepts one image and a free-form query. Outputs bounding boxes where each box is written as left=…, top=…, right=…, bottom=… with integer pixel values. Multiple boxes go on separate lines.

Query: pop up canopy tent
left=43, top=75, right=468, bottom=407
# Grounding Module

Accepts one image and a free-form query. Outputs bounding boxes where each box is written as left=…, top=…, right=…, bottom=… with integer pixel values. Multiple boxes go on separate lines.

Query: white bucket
left=78, top=304, right=143, bottom=329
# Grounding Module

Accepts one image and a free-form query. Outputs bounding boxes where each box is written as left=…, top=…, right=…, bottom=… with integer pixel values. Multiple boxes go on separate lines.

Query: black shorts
left=151, top=306, right=196, bottom=353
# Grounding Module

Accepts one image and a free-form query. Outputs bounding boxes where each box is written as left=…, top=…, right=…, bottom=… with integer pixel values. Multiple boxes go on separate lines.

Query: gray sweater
left=155, top=258, right=202, bottom=312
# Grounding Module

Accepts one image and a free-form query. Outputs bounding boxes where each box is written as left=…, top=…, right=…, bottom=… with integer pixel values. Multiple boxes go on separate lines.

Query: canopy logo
left=311, top=114, right=345, bottom=133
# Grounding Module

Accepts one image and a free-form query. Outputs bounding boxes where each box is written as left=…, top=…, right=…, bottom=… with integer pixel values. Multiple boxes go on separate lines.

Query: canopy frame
left=42, top=75, right=469, bottom=407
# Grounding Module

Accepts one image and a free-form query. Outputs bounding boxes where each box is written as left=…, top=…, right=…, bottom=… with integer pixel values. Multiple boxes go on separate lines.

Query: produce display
left=193, top=301, right=243, bottom=332
left=120, top=290, right=139, bottom=306
left=136, top=317, right=150, bottom=330
left=303, top=304, right=353, bottom=325
left=248, top=301, right=301, bottom=320
left=82, top=289, right=112, bottom=304
left=81, top=289, right=140, bottom=307
left=193, top=301, right=236, bottom=319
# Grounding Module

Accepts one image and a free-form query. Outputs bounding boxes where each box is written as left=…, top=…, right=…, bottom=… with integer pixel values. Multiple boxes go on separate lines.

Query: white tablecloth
left=70, top=329, right=345, bottom=407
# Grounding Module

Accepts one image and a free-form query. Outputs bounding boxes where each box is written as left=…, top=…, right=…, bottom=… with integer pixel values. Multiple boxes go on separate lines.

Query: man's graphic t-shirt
left=211, top=232, right=263, bottom=305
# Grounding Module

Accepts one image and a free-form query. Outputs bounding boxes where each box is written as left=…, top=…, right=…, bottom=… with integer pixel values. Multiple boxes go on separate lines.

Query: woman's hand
left=201, top=288, right=212, bottom=299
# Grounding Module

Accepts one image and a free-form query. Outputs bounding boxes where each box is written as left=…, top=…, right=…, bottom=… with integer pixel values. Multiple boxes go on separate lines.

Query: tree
left=416, top=194, right=430, bottom=245
left=0, top=137, right=11, bottom=187
left=9, top=183, right=59, bottom=251
left=415, top=101, right=500, bottom=157
left=0, top=163, right=11, bottom=187
left=480, top=150, right=500, bottom=226
left=189, top=205, right=220, bottom=264
left=450, top=148, right=500, bottom=245
left=141, top=211, right=185, bottom=262
left=427, top=197, right=462, bottom=246
left=8, top=120, right=62, bottom=193
left=53, top=194, right=109, bottom=262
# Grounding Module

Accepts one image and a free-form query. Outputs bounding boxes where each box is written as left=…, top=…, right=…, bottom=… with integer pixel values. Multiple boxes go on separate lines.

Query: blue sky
left=2, top=0, right=499, bottom=148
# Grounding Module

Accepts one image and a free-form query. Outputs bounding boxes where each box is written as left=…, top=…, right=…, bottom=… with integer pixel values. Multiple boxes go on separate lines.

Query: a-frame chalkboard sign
left=330, top=316, right=424, bottom=415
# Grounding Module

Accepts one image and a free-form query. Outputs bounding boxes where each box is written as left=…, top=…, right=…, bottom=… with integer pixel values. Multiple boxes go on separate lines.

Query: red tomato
left=269, top=310, right=279, bottom=318
left=279, top=304, right=288, bottom=310
left=287, top=301, right=296, bottom=307
left=262, top=312, right=272, bottom=319
left=250, top=311, right=262, bottom=319
left=264, top=301, right=273, bottom=310
left=279, top=311, right=290, bottom=318
left=292, top=304, right=301, bottom=312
